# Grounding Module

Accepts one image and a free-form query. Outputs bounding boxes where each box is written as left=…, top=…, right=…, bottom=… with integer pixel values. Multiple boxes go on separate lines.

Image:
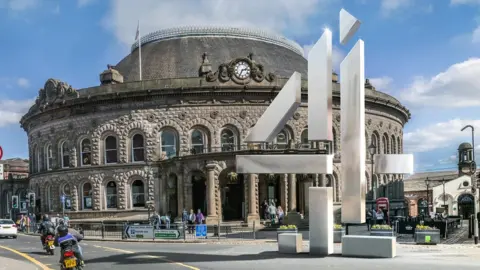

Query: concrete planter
left=415, top=230, right=440, bottom=245
left=370, top=229, right=394, bottom=237
left=277, top=229, right=298, bottom=241
left=334, top=228, right=345, bottom=243
left=278, top=233, right=303, bottom=254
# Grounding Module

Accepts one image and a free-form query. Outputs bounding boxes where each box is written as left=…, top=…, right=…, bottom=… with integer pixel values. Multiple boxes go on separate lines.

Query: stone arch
left=219, top=124, right=241, bottom=150
left=382, top=132, right=389, bottom=154
left=126, top=171, right=147, bottom=209
left=92, top=123, right=122, bottom=165
left=397, top=136, right=402, bottom=154
left=103, top=177, right=119, bottom=210
left=216, top=116, right=246, bottom=136
left=126, top=122, right=148, bottom=163
left=390, top=134, right=396, bottom=154
left=188, top=169, right=207, bottom=214
left=188, top=118, right=215, bottom=137
left=125, top=121, right=149, bottom=137
left=189, top=124, right=212, bottom=153
left=151, top=119, right=184, bottom=160
left=371, top=130, right=380, bottom=154
left=218, top=166, right=245, bottom=221
left=332, top=125, right=339, bottom=154
left=435, top=193, right=454, bottom=204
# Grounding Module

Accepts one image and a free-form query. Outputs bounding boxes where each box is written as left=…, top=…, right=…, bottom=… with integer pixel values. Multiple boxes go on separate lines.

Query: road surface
left=0, top=234, right=480, bottom=269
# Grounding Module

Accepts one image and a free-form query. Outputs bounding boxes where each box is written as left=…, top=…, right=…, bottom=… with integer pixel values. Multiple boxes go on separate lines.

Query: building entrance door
left=458, top=193, right=474, bottom=219
left=220, top=172, right=244, bottom=221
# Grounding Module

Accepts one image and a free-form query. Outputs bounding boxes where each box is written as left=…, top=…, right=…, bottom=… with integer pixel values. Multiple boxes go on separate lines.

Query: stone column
left=319, top=174, right=326, bottom=187
left=176, top=174, right=184, bottom=217
left=247, top=174, right=260, bottom=223
left=279, top=174, right=288, bottom=209
left=205, top=164, right=218, bottom=224
left=288, top=174, right=297, bottom=212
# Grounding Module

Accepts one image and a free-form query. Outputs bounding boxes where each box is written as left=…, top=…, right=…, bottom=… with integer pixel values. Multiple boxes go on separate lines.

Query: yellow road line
left=0, top=245, right=53, bottom=270
left=93, top=245, right=200, bottom=270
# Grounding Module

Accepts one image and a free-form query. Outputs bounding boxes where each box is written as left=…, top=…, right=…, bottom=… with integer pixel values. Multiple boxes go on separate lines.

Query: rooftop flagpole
left=135, top=20, right=142, bottom=81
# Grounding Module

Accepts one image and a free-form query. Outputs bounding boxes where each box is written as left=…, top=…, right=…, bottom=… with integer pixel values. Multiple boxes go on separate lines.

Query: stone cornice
left=21, top=77, right=410, bottom=131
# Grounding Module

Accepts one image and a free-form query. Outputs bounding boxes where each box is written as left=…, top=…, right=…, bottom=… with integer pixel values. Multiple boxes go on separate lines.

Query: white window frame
left=104, top=136, right=118, bottom=164
left=160, top=129, right=178, bottom=159
left=60, top=141, right=70, bottom=168
left=80, top=138, right=92, bottom=166
left=131, top=134, right=145, bottom=162
left=220, top=128, right=237, bottom=151
left=191, top=129, right=207, bottom=154
left=45, top=145, right=53, bottom=170
left=105, top=181, right=118, bottom=209
left=81, top=182, right=93, bottom=210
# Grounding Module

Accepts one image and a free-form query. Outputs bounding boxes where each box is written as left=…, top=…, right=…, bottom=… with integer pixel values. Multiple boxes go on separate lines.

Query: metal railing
left=66, top=221, right=257, bottom=241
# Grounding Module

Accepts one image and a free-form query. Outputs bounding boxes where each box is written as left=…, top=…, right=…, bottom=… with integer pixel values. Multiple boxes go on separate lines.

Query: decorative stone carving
left=68, top=123, right=74, bottom=130
left=28, top=79, right=79, bottom=115
left=178, top=112, right=187, bottom=120
left=238, top=110, right=248, bottom=119
left=210, top=111, right=219, bottom=119
left=336, top=114, right=340, bottom=122
left=147, top=114, right=155, bottom=122
left=203, top=54, right=276, bottom=84
left=379, top=121, right=383, bottom=127
left=50, top=127, right=55, bottom=134
left=293, top=112, right=301, bottom=120
left=388, top=123, right=392, bottom=130
left=91, top=119, right=98, bottom=128
left=367, top=119, right=372, bottom=125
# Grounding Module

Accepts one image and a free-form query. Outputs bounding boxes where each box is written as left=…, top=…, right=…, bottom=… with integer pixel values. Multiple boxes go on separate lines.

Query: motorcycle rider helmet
left=57, top=225, right=68, bottom=237
left=43, top=214, right=49, bottom=222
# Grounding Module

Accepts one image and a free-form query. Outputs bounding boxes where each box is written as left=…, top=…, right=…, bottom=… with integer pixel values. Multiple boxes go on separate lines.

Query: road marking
left=0, top=245, right=53, bottom=270
left=93, top=245, right=200, bottom=270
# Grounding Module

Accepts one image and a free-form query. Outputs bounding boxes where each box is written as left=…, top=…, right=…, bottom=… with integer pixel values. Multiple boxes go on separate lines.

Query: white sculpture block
left=342, top=235, right=396, bottom=258
left=278, top=233, right=303, bottom=254
left=309, top=187, right=333, bottom=256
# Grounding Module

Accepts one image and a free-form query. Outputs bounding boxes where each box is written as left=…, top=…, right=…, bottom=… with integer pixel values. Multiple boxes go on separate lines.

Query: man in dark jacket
left=54, top=225, right=84, bottom=266
left=38, top=215, right=55, bottom=247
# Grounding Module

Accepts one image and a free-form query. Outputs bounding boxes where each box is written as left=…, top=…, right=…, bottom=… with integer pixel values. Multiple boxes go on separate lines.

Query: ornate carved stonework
left=28, top=79, right=79, bottom=115
left=203, top=54, right=276, bottom=84
left=239, top=110, right=247, bottom=119
left=210, top=111, right=219, bottom=119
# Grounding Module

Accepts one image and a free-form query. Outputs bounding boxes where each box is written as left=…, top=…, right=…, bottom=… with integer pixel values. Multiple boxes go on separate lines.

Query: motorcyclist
left=38, top=215, right=55, bottom=247
left=54, top=225, right=85, bottom=267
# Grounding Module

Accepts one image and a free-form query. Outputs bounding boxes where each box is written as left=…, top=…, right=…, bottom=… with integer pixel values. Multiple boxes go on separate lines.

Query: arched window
left=35, top=146, right=41, bottom=172
left=397, top=137, right=401, bottom=154
left=391, top=135, right=396, bottom=154
left=63, top=184, right=72, bottom=210
left=274, top=129, right=290, bottom=149
left=106, top=181, right=117, bottom=209
left=105, top=136, right=118, bottom=164
left=80, top=139, right=91, bottom=166
left=60, top=141, right=70, bottom=168
left=131, top=134, right=145, bottom=162
left=370, top=133, right=379, bottom=154
left=160, top=129, right=178, bottom=159
left=382, top=134, right=389, bottom=154
left=131, top=180, right=145, bottom=207
left=82, top=183, right=93, bottom=209
left=220, top=128, right=236, bottom=151
left=191, top=129, right=206, bottom=154
left=47, top=185, right=52, bottom=212
left=45, top=145, right=53, bottom=170
left=300, top=129, right=310, bottom=149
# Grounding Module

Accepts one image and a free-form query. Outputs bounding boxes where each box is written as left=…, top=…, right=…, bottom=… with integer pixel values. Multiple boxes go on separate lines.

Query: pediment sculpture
left=29, top=79, right=79, bottom=114
left=200, top=52, right=276, bottom=84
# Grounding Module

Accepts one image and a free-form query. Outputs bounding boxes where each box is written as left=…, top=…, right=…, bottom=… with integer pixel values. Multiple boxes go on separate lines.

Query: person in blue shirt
left=54, top=225, right=85, bottom=267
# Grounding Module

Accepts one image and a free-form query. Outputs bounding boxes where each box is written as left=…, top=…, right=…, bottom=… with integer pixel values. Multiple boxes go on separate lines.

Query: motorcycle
left=61, top=249, right=83, bottom=270
left=44, top=235, right=55, bottom=255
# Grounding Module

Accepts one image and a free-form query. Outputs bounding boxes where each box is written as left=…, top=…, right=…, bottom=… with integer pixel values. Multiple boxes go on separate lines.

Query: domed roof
left=114, top=26, right=307, bottom=82
left=458, top=142, right=473, bottom=150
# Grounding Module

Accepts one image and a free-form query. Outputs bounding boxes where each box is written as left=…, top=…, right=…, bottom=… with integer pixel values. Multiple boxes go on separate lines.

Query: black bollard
left=469, top=215, right=473, bottom=239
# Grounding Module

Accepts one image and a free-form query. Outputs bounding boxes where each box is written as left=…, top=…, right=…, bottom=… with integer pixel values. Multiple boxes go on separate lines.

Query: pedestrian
left=188, top=209, right=195, bottom=234
left=196, top=209, right=205, bottom=225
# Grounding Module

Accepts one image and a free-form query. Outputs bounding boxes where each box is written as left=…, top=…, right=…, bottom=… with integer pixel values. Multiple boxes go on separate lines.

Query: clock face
left=234, top=61, right=251, bottom=79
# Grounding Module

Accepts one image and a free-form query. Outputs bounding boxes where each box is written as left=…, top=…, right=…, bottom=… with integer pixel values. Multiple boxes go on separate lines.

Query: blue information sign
left=195, top=224, right=207, bottom=238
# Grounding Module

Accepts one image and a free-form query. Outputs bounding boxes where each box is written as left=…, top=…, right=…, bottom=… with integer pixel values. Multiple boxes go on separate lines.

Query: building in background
left=20, top=26, right=410, bottom=223
left=404, top=142, right=476, bottom=218
left=0, top=158, right=30, bottom=218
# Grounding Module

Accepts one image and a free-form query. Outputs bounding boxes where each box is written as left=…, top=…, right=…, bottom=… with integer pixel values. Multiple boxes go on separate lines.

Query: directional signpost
left=195, top=224, right=207, bottom=239
left=154, top=229, right=180, bottom=239
left=124, top=225, right=154, bottom=239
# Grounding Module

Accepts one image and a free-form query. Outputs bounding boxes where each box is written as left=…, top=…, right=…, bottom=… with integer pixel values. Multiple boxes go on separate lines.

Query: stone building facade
left=20, top=26, right=410, bottom=223
left=0, top=158, right=30, bottom=218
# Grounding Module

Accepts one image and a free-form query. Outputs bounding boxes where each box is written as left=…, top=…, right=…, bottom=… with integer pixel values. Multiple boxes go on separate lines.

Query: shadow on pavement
left=27, top=251, right=51, bottom=256
left=85, top=251, right=345, bottom=265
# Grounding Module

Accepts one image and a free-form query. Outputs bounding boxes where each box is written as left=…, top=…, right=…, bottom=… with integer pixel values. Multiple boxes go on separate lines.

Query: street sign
left=195, top=224, right=207, bottom=238
left=154, top=229, right=180, bottom=239
left=124, top=225, right=154, bottom=239
left=0, top=145, right=3, bottom=160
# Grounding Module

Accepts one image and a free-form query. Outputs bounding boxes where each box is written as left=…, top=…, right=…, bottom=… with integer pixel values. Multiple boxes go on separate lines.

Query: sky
left=0, top=0, right=480, bottom=173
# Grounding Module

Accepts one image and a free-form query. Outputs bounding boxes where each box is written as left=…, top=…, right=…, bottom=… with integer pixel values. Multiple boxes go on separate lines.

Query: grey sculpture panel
left=308, top=29, right=333, bottom=141
left=340, top=39, right=366, bottom=224
left=236, top=154, right=333, bottom=174
left=244, top=72, right=302, bottom=143
left=374, top=154, right=414, bottom=174
left=309, top=187, right=334, bottom=255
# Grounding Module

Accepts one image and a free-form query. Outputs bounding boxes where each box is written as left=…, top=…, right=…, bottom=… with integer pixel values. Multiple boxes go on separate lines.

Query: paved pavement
left=2, top=233, right=480, bottom=269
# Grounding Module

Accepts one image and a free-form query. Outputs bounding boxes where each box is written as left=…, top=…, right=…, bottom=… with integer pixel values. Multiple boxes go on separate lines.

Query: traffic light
left=28, top=193, right=35, bottom=207
left=11, top=195, right=18, bottom=209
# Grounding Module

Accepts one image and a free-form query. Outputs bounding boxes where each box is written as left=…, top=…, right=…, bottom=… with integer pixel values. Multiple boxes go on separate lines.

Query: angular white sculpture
left=278, top=233, right=303, bottom=254
left=309, top=187, right=333, bottom=256
left=342, top=235, right=396, bottom=258
left=339, top=8, right=361, bottom=45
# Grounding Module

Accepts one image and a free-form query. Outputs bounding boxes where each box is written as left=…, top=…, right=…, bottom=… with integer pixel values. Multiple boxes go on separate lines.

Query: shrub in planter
left=370, top=224, right=394, bottom=237
left=333, top=224, right=345, bottom=243
left=277, top=225, right=298, bottom=241
left=415, top=225, right=440, bottom=245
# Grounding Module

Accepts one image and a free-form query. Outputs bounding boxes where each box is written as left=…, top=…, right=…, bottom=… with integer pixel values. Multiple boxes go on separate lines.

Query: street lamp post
left=368, top=142, right=377, bottom=202
left=425, top=177, right=431, bottom=216
left=461, top=124, right=478, bottom=245
left=441, top=178, right=447, bottom=214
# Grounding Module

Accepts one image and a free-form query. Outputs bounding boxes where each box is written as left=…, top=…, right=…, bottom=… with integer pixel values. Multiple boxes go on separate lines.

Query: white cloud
left=5, top=0, right=38, bottom=11
left=380, top=0, right=412, bottom=15
left=400, top=58, right=480, bottom=107
left=438, top=155, right=457, bottom=165
left=0, top=99, right=34, bottom=127
left=303, top=44, right=345, bottom=71
left=103, top=0, right=335, bottom=47
left=369, top=76, right=393, bottom=91
left=403, top=119, right=480, bottom=153
left=16, top=77, right=29, bottom=88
